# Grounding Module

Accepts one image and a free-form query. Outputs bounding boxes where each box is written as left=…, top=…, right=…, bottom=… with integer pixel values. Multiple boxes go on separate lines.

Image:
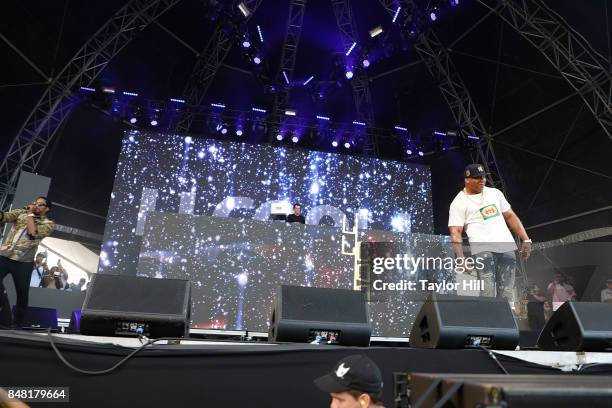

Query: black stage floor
left=1, top=330, right=611, bottom=408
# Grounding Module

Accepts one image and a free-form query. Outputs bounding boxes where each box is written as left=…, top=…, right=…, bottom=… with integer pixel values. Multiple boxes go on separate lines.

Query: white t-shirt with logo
left=448, top=186, right=516, bottom=252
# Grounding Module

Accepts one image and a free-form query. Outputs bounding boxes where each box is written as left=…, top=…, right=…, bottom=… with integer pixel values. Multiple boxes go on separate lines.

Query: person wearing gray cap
left=314, top=354, right=385, bottom=408
left=448, top=164, right=531, bottom=301
left=601, top=278, right=612, bottom=303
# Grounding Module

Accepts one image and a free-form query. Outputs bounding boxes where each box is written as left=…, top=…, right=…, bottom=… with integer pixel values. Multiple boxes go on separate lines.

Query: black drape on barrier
left=0, top=331, right=606, bottom=408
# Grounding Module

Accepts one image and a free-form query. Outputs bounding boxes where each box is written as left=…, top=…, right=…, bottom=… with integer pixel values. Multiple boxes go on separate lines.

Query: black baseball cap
left=464, top=163, right=488, bottom=178
left=314, top=354, right=383, bottom=394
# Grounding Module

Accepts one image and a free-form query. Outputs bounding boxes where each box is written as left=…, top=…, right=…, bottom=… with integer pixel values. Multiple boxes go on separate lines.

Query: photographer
left=0, top=197, right=55, bottom=328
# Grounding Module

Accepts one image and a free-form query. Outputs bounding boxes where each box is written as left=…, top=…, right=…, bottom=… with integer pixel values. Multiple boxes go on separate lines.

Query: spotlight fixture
left=345, top=70, right=354, bottom=79
left=238, top=2, right=250, bottom=17
left=406, top=149, right=413, bottom=155
left=430, top=12, right=437, bottom=21
left=362, top=58, right=371, bottom=68
left=291, top=135, right=299, bottom=143
left=236, top=129, right=243, bottom=136
left=129, top=117, right=138, bottom=124
left=150, top=119, right=158, bottom=126
left=253, top=56, right=262, bottom=65
left=276, top=133, right=284, bottom=141
left=346, top=41, right=357, bottom=56
left=332, top=140, right=339, bottom=147
left=344, top=141, right=351, bottom=149
left=369, top=26, right=383, bottom=38
left=242, top=40, right=251, bottom=48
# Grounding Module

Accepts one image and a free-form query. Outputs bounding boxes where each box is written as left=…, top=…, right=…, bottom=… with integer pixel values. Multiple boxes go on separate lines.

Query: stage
left=1, top=330, right=612, bottom=407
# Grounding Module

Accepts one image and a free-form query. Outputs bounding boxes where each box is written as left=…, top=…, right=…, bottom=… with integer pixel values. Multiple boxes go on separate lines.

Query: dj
left=286, top=203, right=306, bottom=224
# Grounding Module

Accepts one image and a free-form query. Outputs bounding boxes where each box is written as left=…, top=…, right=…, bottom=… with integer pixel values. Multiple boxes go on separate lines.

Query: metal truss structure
left=330, top=0, right=377, bottom=156
left=477, top=0, right=612, bottom=141
left=174, top=0, right=263, bottom=134
left=0, top=0, right=181, bottom=211
left=271, top=0, right=308, bottom=126
left=378, top=0, right=507, bottom=192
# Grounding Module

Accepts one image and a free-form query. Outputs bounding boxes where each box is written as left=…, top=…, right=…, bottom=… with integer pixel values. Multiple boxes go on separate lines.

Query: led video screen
left=99, top=130, right=435, bottom=336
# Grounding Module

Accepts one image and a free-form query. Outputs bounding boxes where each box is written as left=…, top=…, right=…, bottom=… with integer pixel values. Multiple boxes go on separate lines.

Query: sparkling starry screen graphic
left=99, top=130, right=438, bottom=336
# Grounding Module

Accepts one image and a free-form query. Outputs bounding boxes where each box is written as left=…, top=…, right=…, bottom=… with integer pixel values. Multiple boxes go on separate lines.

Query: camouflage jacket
left=0, top=209, right=55, bottom=262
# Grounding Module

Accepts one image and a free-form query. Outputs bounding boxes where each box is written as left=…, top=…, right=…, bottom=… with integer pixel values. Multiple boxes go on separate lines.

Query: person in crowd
left=286, top=203, right=306, bottom=224
left=314, top=354, right=385, bottom=408
left=58, top=269, right=70, bottom=291
left=526, top=284, right=546, bottom=330
left=448, top=164, right=531, bottom=301
left=547, top=271, right=576, bottom=311
left=0, top=197, right=55, bottom=328
left=76, top=277, right=87, bottom=291
left=29, top=252, right=48, bottom=288
left=41, top=275, right=56, bottom=289
left=601, top=278, right=612, bottom=303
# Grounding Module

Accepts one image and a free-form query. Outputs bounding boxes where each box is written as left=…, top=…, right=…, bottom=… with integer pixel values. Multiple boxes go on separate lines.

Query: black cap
left=314, top=354, right=383, bottom=394
left=464, top=163, right=488, bottom=178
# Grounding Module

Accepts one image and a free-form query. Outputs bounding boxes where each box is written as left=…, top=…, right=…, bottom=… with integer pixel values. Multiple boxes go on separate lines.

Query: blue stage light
left=332, top=140, right=339, bottom=147
left=210, top=103, right=226, bottom=108
left=257, top=25, right=264, bottom=42
left=345, top=70, right=354, bottom=79
left=291, top=135, right=299, bottom=143
left=430, top=12, right=437, bottom=21
left=303, top=75, right=314, bottom=86
left=362, top=59, right=370, bottom=68
left=352, top=121, right=366, bottom=126
left=276, top=133, right=284, bottom=141
left=251, top=107, right=267, bottom=113
left=129, top=117, right=137, bottom=124
left=123, top=91, right=138, bottom=97
left=221, top=128, right=228, bottom=135
left=170, top=98, right=185, bottom=103
left=316, top=115, right=330, bottom=121
left=395, top=126, right=408, bottom=132
left=346, top=41, right=357, bottom=56
left=282, top=71, right=290, bottom=84
left=236, top=129, right=243, bottom=136
left=150, top=120, right=158, bottom=126
left=284, top=109, right=296, bottom=116
left=392, top=6, right=401, bottom=23
left=79, top=86, right=95, bottom=92
left=242, top=40, right=251, bottom=48
left=418, top=150, right=425, bottom=156
left=344, top=141, right=351, bottom=149
left=406, top=149, right=413, bottom=155
left=450, top=0, right=459, bottom=6
left=253, top=56, right=262, bottom=65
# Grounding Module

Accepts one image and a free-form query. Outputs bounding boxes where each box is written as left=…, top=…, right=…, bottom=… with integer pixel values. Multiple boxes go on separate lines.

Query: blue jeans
left=476, top=251, right=517, bottom=301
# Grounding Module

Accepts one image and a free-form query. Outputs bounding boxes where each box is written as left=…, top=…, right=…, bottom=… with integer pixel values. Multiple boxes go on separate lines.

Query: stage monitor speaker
left=409, top=293, right=519, bottom=349
left=14, top=306, right=58, bottom=331
left=268, top=285, right=371, bottom=346
left=80, top=274, right=191, bottom=338
left=537, top=301, right=612, bottom=351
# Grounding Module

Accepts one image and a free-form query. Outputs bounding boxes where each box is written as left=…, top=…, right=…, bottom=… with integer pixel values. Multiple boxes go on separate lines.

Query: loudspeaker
left=80, top=274, right=191, bottom=338
left=537, top=301, right=612, bottom=351
left=14, top=306, right=58, bottom=330
left=268, top=285, right=371, bottom=346
left=409, top=293, right=519, bottom=349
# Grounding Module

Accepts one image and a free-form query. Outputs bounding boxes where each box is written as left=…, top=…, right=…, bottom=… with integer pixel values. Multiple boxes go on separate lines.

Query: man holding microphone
left=0, top=197, right=55, bottom=328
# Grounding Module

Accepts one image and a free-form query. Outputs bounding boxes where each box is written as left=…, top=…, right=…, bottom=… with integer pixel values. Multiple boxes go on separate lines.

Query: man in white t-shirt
left=448, top=164, right=531, bottom=300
